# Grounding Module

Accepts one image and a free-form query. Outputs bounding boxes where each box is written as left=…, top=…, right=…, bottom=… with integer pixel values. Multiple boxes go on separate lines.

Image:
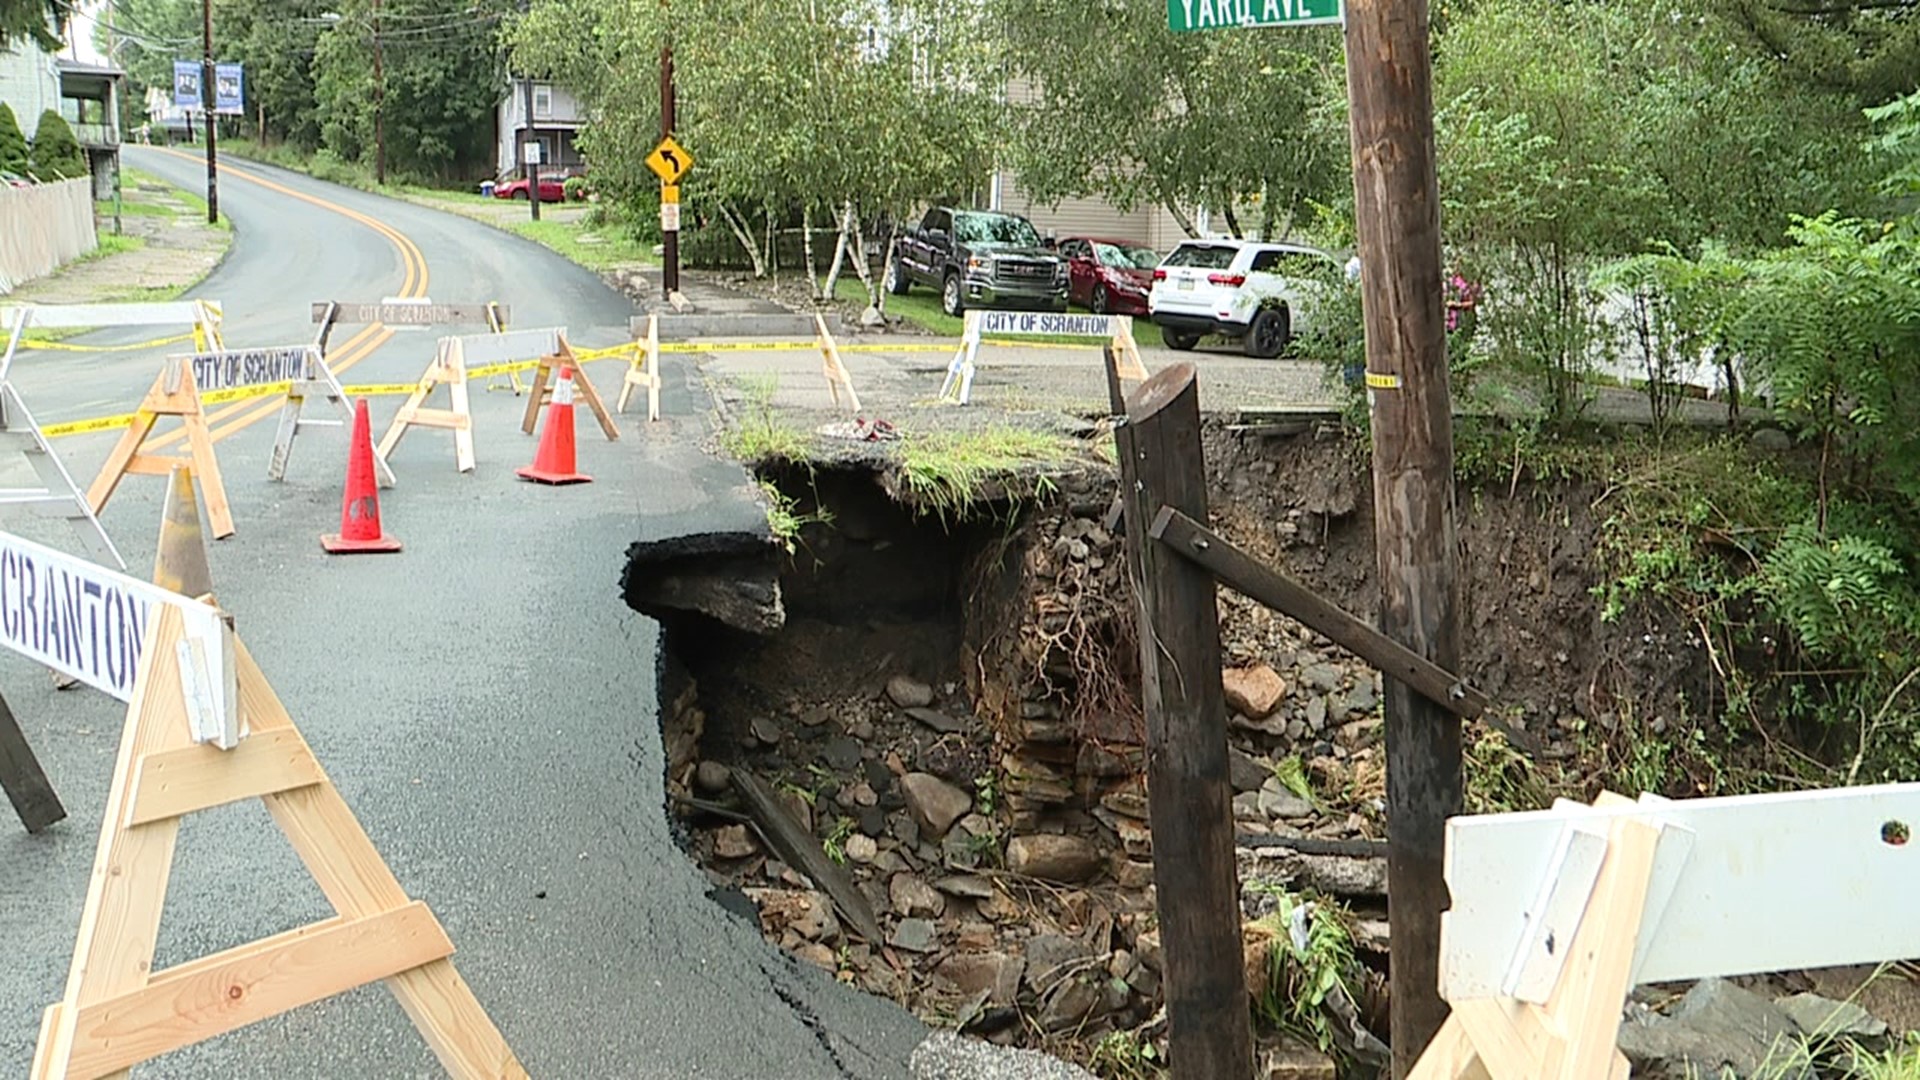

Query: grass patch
left=720, top=374, right=812, bottom=464
left=73, top=233, right=146, bottom=264
left=504, top=218, right=655, bottom=272
left=758, top=477, right=834, bottom=554
left=104, top=198, right=171, bottom=218
left=895, top=426, right=1083, bottom=521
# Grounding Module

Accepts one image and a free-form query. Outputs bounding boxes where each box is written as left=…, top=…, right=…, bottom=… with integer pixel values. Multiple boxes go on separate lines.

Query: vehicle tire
left=513, top=188, right=528, bottom=200
left=1161, top=327, right=1201, bottom=351
left=885, top=257, right=911, bottom=296
left=1243, top=307, right=1291, bottom=359
left=942, top=272, right=965, bottom=317
left=1090, top=285, right=1109, bottom=315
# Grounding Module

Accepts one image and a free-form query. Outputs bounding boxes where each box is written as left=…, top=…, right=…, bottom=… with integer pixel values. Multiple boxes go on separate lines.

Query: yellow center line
left=139, top=148, right=432, bottom=450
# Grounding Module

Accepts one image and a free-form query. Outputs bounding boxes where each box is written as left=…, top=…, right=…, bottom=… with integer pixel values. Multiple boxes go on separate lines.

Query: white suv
left=1147, top=239, right=1347, bottom=358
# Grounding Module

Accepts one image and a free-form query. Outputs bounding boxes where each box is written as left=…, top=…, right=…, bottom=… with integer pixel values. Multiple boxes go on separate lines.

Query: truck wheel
left=942, top=273, right=965, bottom=317
left=1161, top=328, right=1201, bottom=351
left=886, top=257, right=911, bottom=296
left=1243, top=307, right=1290, bottom=359
left=1090, top=286, right=1109, bottom=315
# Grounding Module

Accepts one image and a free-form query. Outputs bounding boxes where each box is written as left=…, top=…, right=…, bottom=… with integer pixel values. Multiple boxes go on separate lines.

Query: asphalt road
left=0, top=148, right=929, bottom=1078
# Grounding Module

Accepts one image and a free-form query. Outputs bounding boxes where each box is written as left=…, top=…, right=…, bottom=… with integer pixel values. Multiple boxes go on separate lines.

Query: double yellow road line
left=142, top=148, right=431, bottom=452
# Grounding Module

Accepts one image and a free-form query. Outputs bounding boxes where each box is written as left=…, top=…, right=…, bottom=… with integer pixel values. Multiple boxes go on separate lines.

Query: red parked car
left=1058, top=236, right=1163, bottom=316
left=493, top=174, right=569, bottom=203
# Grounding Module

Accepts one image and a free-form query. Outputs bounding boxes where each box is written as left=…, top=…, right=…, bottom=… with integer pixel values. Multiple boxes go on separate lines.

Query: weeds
left=721, top=374, right=811, bottom=465
left=895, top=426, right=1082, bottom=523
left=822, top=816, right=855, bottom=865
left=1246, top=885, right=1363, bottom=1060
left=1271, top=754, right=1317, bottom=807
left=1088, top=1029, right=1164, bottom=1078
left=757, top=478, right=833, bottom=555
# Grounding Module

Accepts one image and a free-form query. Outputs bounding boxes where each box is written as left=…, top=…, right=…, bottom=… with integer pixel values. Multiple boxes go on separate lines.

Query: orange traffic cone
left=322, top=399, right=404, bottom=553
left=517, top=366, right=592, bottom=485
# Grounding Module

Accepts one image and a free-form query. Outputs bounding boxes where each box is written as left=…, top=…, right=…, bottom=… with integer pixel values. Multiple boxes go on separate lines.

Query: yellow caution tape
left=1364, top=371, right=1401, bottom=390
left=17, top=332, right=199, bottom=353
left=200, top=382, right=291, bottom=406
left=341, top=382, right=427, bottom=396
left=42, top=412, right=140, bottom=438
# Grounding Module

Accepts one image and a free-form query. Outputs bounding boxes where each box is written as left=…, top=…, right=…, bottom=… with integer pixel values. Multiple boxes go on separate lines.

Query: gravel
left=909, top=1033, right=1099, bottom=1080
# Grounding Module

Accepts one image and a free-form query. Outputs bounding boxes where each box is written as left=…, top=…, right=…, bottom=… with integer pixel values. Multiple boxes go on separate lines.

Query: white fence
left=0, top=179, right=98, bottom=296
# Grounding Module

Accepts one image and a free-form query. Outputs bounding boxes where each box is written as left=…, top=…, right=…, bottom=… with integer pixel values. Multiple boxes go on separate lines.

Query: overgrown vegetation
left=894, top=427, right=1081, bottom=523
left=719, top=375, right=811, bottom=465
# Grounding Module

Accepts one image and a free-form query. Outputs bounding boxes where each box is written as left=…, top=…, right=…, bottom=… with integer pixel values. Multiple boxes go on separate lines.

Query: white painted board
left=1, top=301, right=213, bottom=328
left=456, top=327, right=563, bottom=367
left=970, top=310, right=1122, bottom=340
left=176, top=345, right=314, bottom=392
left=0, top=528, right=239, bottom=747
left=1439, top=783, right=1920, bottom=999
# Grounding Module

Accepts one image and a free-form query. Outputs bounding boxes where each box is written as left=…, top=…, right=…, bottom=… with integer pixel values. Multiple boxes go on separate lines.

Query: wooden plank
left=1149, top=509, right=1536, bottom=754
left=0, top=690, right=64, bottom=832
left=1117, top=363, right=1254, bottom=1079
left=458, top=327, right=561, bottom=368
left=17, top=301, right=209, bottom=329
left=125, top=729, right=324, bottom=826
left=731, top=770, right=885, bottom=945
left=34, top=608, right=197, bottom=1080
left=1404, top=1018, right=1492, bottom=1080
left=556, top=340, right=621, bottom=441
left=66, top=903, right=455, bottom=1077
left=309, top=301, right=508, bottom=326
left=520, top=359, right=551, bottom=435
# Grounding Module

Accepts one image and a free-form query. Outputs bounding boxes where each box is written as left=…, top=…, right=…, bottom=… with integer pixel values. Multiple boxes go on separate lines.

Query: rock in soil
left=1230, top=747, right=1271, bottom=793
left=1619, top=977, right=1811, bottom=1080
left=694, top=760, right=730, bottom=794
left=888, top=674, right=936, bottom=708
left=907, top=706, right=968, bottom=734
left=1774, top=992, right=1888, bottom=1040
left=1223, top=664, right=1288, bottom=719
left=1006, top=834, right=1104, bottom=884
left=712, top=824, right=758, bottom=860
left=1257, top=776, right=1315, bottom=820
left=891, top=917, right=939, bottom=953
left=890, top=873, right=948, bottom=918
left=902, top=772, right=973, bottom=838
left=907, top=1032, right=1097, bottom=1080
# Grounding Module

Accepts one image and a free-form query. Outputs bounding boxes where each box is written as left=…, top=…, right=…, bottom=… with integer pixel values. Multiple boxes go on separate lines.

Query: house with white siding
left=0, top=20, right=62, bottom=147
left=496, top=77, right=588, bottom=180
left=990, top=75, right=1205, bottom=254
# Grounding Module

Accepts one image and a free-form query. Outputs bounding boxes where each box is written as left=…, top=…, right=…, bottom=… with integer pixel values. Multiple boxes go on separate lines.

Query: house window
left=532, top=84, right=552, bottom=120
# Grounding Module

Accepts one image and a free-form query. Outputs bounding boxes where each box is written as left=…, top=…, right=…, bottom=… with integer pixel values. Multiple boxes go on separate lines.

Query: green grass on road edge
left=214, top=140, right=656, bottom=274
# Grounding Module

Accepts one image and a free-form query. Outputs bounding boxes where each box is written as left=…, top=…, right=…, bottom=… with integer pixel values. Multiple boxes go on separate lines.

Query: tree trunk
left=802, top=205, right=821, bottom=300
left=851, top=213, right=877, bottom=308
left=875, top=222, right=898, bottom=315
left=719, top=202, right=766, bottom=278
left=822, top=199, right=854, bottom=305
left=1221, top=203, right=1243, bottom=239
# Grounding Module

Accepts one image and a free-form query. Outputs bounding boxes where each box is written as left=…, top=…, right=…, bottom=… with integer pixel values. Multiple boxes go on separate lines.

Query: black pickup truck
left=885, top=207, right=1070, bottom=317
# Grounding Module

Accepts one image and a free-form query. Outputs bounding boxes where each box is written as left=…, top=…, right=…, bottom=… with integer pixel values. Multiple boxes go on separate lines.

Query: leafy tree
left=89, top=0, right=197, bottom=104
left=28, top=109, right=86, bottom=181
left=312, top=0, right=512, bottom=181
left=0, top=103, right=28, bottom=176
left=1, top=0, right=66, bottom=52
left=509, top=0, right=1000, bottom=299
left=991, top=0, right=1348, bottom=239
left=212, top=0, right=326, bottom=148
left=1720, top=0, right=1918, bottom=105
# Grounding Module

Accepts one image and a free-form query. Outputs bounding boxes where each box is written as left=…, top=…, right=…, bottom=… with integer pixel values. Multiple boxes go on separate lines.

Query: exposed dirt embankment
left=622, top=419, right=1720, bottom=1074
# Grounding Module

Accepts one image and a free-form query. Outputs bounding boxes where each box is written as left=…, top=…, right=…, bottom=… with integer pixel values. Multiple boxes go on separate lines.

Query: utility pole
left=1342, top=0, right=1460, bottom=1071
left=659, top=37, right=677, bottom=295
left=522, top=74, right=539, bottom=222
left=371, top=0, right=385, bottom=185
left=200, top=0, right=217, bottom=223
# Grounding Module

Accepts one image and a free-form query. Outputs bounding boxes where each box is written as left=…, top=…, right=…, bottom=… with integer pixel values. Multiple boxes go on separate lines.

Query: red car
left=1058, top=236, right=1163, bottom=316
left=493, top=174, right=568, bottom=202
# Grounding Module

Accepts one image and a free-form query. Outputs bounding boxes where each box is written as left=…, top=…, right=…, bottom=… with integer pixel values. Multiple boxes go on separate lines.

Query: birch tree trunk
left=720, top=203, right=767, bottom=278
left=802, top=205, right=822, bottom=300
left=822, top=199, right=855, bottom=305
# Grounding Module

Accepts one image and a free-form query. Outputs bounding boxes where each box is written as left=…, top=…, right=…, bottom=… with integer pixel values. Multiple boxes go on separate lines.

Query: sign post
left=646, top=134, right=693, bottom=298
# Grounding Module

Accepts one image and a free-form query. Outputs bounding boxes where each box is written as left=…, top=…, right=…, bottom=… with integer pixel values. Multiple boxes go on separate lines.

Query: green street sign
left=1167, top=0, right=1342, bottom=31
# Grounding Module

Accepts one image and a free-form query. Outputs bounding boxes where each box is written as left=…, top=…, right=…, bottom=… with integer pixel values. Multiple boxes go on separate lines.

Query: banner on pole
left=214, top=63, right=245, bottom=115
left=171, top=62, right=202, bottom=111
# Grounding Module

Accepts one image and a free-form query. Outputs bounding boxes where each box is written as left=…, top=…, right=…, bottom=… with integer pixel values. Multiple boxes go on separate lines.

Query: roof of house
left=55, top=59, right=127, bottom=79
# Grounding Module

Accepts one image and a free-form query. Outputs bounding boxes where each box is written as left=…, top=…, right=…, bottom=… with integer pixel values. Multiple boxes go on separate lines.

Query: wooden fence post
left=1117, top=361, right=1254, bottom=1078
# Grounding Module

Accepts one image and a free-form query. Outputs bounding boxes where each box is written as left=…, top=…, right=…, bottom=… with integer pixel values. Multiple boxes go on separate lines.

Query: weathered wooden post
left=1343, top=0, right=1464, bottom=1066
left=0, top=693, right=64, bottom=833
left=1116, top=362, right=1253, bottom=1078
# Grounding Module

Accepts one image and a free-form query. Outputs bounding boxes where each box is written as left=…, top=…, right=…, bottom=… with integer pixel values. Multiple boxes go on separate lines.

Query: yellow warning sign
left=645, top=136, right=694, bottom=185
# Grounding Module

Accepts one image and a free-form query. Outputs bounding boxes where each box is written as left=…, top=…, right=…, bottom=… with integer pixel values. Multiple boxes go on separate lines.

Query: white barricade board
left=0, top=528, right=239, bottom=747
left=0, top=300, right=217, bottom=330
left=459, top=326, right=564, bottom=368
left=1439, top=783, right=1920, bottom=1000
left=181, top=345, right=314, bottom=392
left=969, top=311, right=1127, bottom=341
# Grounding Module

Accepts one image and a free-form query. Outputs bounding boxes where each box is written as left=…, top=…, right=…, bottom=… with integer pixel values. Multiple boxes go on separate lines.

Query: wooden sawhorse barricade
left=616, top=313, right=861, bottom=418
left=311, top=296, right=520, bottom=392
left=940, top=310, right=1148, bottom=406
left=1410, top=783, right=1920, bottom=1079
left=5, top=522, right=524, bottom=1077
left=0, top=300, right=227, bottom=569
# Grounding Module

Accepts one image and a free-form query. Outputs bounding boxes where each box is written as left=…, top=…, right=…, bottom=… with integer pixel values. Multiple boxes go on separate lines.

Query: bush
left=562, top=175, right=588, bottom=201
left=0, top=104, right=27, bottom=176
left=28, top=110, right=86, bottom=181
